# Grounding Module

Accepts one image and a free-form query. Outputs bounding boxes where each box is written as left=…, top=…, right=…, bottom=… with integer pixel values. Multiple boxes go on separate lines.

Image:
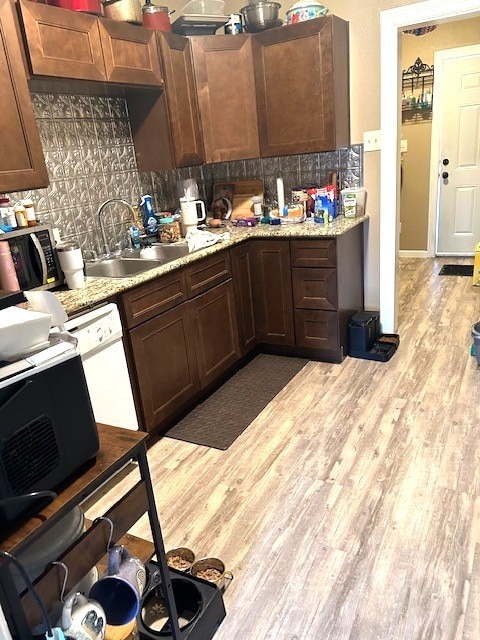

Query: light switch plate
left=401, top=139, right=408, bottom=153
left=363, top=130, right=381, bottom=152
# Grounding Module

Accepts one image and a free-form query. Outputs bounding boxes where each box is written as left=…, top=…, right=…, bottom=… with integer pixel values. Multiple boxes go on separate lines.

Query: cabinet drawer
left=291, top=239, right=337, bottom=268
left=294, top=309, right=339, bottom=350
left=292, top=267, right=337, bottom=311
left=185, top=250, right=232, bottom=299
left=121, top=270, right=187, bottom=329
left=18, top=0, right=106, bottom=81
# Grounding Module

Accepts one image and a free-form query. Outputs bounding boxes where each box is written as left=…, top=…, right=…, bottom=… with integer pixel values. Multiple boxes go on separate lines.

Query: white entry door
left=435, top=45, right=480, bottom=255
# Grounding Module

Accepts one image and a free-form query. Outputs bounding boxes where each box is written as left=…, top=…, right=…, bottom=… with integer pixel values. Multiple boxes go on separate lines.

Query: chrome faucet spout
left=97, top=198, right=135, bottom=257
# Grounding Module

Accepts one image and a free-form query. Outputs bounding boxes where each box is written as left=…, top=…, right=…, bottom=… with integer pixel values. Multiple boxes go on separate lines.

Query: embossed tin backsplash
left=6, top=92, right=363, bottom=255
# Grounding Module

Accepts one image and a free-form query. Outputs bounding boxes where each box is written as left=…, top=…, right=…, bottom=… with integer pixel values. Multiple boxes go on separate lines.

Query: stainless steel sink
left=85, top=257, right=161, bottom=279
left=138, top=243, right=190, bottom=261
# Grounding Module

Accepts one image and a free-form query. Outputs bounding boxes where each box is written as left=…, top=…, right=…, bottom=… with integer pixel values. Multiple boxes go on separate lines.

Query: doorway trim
left=428, top=43, right=480, bottom=257
left=379, top=0, right=480, bottom=333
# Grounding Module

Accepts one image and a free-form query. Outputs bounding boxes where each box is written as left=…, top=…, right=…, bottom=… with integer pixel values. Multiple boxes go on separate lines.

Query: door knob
left=442, top=172, right=449, bottom=179
left=442, top=158, right=449, bottom=166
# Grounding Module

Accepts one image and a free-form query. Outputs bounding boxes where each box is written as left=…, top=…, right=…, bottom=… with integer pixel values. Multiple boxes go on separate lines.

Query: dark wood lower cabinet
left=231, top=242, right=257, bottom=354
left=129, top=303, right=199, bottom=431
left=122, top=226, right=364, bottom=434
left=190, top=279, right=240, bottom=388
left=252, top=240, right=295, bottom=346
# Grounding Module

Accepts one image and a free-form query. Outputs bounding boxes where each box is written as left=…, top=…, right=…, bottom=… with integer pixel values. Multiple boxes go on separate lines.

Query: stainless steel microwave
left=0, top=224, right=63, bottom=291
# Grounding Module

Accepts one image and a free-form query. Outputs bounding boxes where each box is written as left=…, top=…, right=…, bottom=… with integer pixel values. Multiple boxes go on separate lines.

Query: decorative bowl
left=240, top=2, right=282, bottom=32
left=286, top=0, right=328, bottom=24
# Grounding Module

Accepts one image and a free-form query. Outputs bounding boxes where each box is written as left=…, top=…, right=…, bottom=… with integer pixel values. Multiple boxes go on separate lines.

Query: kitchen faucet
left=97, top=198, right=135, bottom=257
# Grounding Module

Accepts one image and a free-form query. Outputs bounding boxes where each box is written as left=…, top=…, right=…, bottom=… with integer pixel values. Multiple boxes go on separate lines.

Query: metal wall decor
left=401, top=57, right=434, bottom=112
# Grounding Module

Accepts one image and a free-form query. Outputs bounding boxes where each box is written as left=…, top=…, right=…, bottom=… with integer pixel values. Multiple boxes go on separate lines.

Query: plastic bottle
left=0, top=197, right=10, bottom=226
left=14, top=203, right=28, bottom=228
left=22, top=198, right=37, bottom=226
left=129, top=226, right=141, bottom=249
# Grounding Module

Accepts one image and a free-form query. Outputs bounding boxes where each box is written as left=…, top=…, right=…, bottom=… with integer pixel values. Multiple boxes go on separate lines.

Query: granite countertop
left=55, top=216, right=368, bottom=317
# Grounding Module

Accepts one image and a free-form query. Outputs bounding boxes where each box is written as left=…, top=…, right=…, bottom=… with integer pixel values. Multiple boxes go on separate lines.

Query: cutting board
left=213, top=180, right=263, bottom=219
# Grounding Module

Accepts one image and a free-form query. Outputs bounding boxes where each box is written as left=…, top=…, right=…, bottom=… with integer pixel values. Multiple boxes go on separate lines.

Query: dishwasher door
left=65, top=303, right=139, bottom=430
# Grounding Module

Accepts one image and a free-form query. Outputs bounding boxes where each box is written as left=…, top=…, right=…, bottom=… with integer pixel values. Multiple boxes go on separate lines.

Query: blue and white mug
left=89, top=546, right=146, bottom=626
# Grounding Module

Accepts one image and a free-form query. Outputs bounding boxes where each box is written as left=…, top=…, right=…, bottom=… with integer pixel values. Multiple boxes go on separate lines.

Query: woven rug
left=439, top=264, right=473, bottom=276
left=165, top=354, right=309, bottom=450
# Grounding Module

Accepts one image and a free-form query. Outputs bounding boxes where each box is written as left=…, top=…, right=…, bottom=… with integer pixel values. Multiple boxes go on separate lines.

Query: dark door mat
left=164, top=354, right=309, bottom=450
left=439, top=264, right=473, bottom=276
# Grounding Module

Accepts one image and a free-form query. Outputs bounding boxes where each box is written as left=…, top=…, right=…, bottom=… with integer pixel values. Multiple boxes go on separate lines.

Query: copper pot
left=102, top=0, right=142, bottom=23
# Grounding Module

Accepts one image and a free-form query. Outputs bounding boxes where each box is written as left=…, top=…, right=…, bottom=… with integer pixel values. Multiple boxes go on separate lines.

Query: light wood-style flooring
left=86, top=257, right=480, bottom=640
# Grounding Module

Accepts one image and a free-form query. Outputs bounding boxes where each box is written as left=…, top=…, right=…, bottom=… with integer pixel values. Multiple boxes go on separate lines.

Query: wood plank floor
left=86, top=257, right=480, bottom=640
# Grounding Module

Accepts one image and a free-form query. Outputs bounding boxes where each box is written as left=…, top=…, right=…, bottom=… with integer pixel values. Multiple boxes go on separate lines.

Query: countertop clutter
left=56, top=217, right=366, bottom=317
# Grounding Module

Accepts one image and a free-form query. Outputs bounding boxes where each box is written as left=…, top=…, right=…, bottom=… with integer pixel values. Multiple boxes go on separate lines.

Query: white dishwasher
left=65, top=303, right=139, bottom=430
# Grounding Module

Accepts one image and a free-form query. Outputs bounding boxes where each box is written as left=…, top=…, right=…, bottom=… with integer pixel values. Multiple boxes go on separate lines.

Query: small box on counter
left=341, top=188, right=367, bottom=217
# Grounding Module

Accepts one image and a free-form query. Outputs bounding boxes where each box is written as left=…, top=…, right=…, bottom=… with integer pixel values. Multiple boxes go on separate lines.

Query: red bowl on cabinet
left=46, top=0, right=103, bottom=15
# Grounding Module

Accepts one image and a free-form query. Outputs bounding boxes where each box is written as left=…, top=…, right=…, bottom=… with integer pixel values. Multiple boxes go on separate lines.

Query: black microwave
left=0, top=224, right=63, bottom=291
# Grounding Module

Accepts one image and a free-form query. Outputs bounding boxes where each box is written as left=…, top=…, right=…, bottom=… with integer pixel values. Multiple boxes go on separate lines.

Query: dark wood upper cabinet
left=190, top=34, right=260, bottom=163
left=128, top=32, right=203, bottom=171
left=0, top=0, right=48, bottom=192
left=252, top=16, right=350, bottom=156
left=98, top=18, right=163, bottom=86
left=18, top=0, right=106, bottom=81
left=157, top=31, right=204, bottom=167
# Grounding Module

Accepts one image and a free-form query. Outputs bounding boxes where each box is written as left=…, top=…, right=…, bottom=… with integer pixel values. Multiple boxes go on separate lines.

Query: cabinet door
left=231, top=242, right=257, bottom=354
left=18, top=0, right=106, bottom=81
left=129, top=304, right=199, bottom=431
left=98, top=18, right=163, bottom=86
left=157, top=32, right=204, bottom=167
left=190, top=280, right=240, bottom=388
left=0, top=0, right=48, bottom=192
left=252, top=16, right=350, bottom=156
left=190, top=34, right=259, bottom=163
left=252, top=240, right=295, bottom=345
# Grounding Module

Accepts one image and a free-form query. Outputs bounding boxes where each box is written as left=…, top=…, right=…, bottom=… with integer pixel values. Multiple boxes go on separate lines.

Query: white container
left=179, top=0, right=225, bottom=14
left=341, top=187, right=367, bottom=217
left=0, top=306, right=52, bottom=359
left=57, top=242, right=85, bottom=290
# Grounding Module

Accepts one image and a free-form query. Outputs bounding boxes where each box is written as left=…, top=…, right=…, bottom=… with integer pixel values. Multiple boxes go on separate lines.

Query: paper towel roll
left=0, top=242, right=20, bottom=292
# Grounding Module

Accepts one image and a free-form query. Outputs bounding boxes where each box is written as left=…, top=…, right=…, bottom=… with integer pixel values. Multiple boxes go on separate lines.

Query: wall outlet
left=363, top=130, right=381, bottom=152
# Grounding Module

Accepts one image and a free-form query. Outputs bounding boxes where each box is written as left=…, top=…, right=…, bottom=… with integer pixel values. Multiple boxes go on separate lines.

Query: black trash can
left=349, top=311, right=380, bottom=353
left=472, top=322, right=480, bottom=366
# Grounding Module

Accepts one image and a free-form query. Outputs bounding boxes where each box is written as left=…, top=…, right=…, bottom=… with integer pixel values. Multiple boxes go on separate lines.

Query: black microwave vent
left=1, top=415, right=60, bottom=494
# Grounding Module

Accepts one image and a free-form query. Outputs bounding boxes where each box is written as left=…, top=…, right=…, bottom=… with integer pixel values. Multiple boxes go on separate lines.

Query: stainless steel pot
left=240, top=1, right=281, bottom=32
left=102, top=0, right=142, bottom=23
left=190, top=557, right=233, bottom=591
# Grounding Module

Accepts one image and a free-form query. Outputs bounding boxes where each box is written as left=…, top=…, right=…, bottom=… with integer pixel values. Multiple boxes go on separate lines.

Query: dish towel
left=186, top=229, right=230, bottom=253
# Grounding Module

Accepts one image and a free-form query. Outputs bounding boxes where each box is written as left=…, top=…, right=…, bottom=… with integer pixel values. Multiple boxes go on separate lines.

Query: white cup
left=180, top=197, right=206, bottom=236
left=57, top=243, right=85, bottom=290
